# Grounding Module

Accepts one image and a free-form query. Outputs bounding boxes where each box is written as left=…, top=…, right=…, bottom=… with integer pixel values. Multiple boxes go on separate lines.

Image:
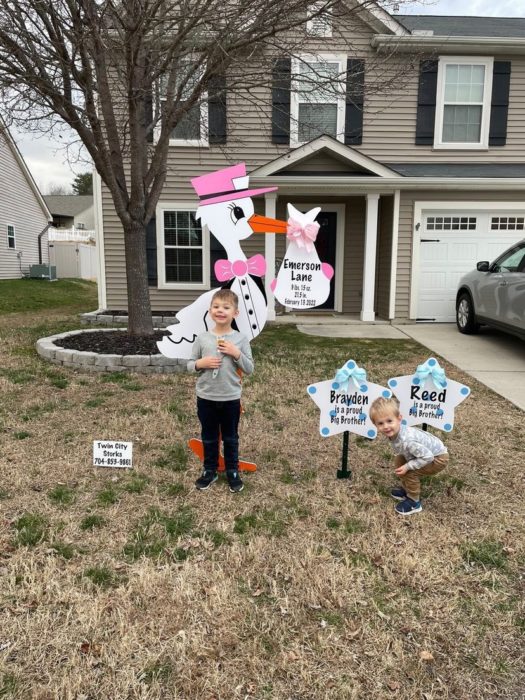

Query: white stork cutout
left=157, top=163, right=287, bottom=359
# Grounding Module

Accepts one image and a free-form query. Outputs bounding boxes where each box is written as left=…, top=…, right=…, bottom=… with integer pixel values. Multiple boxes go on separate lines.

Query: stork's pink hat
left=191, top=163, right=277, bottom=206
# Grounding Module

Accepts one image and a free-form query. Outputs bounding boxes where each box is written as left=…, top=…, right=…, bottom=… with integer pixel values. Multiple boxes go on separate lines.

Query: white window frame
left=290, top=54, right=346, bottom=148
left=306, top=3, right=332, bottom=37
left=434, top=56, right=494, bottom=150
left=155, top=202, right=210, bottom=290
left=7, top=224, right=15, bottom=249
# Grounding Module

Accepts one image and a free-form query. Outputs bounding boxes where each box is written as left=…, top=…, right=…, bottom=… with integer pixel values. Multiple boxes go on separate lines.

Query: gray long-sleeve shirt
left=390, top=424, right=448, bottom=471
left=187, top=330, right=254, bottom=401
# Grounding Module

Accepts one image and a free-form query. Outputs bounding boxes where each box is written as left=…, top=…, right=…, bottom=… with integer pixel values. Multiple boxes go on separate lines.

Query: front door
left=313, top=211, right=337, bottom=310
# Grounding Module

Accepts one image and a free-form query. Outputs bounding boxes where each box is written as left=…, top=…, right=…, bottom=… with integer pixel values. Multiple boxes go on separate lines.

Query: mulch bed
left=54, top=330, right=169, bottom=355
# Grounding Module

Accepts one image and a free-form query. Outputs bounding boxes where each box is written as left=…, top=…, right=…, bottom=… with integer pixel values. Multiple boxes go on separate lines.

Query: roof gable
left=251, top=135, right=401, bottom=179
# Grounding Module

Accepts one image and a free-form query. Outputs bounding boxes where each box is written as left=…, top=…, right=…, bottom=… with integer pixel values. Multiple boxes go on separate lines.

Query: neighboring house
left=0, top=121, right=51, bottom=279
left=44, top=195, right=95, bottom=231
left=97, top=6, right=525, bottom=324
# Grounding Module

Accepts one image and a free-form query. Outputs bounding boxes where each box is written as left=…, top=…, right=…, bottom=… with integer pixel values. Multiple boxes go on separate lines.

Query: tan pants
left=395, top=453, right=449, bottom=501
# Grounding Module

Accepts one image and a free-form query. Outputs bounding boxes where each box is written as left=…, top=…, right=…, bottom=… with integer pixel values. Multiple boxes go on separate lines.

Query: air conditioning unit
left=29, top=264, right=57, bottom=281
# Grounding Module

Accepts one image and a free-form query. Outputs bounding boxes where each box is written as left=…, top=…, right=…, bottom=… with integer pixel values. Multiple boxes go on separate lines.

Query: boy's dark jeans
left=197, top=398, right=241, bottom=473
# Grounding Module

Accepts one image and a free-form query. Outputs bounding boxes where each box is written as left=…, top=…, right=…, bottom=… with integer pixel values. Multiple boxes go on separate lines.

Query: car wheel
left=456, top=292, right=479, bottom=334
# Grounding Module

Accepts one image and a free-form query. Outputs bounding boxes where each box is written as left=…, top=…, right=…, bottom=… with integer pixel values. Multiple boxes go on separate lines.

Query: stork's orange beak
left=248, top=214, right=288, bottom=234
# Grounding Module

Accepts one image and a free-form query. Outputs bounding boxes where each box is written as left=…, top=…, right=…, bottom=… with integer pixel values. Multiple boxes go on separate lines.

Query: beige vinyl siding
left=363, top=55, right=525, bottom=163
left=375, top=195, right=393, bottom=319
left=395, top=189, right=525, bottom=320
left=0, top=132, right=49, bottom=280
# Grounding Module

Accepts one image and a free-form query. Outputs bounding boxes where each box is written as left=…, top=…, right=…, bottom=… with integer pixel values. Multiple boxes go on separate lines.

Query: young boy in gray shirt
left=370, top=397, right=449, bottom=515
left=187, top=289, right=254, bottom=492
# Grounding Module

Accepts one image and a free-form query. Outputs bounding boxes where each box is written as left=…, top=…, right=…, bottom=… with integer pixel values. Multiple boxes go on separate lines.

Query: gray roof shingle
left=394, top=15, right=525, bottom=38
left=44, top=195, right=93, bottom=217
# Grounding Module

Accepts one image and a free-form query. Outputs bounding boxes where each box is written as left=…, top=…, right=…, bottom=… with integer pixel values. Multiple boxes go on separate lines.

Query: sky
left=11, top=0, right=525, bottom=195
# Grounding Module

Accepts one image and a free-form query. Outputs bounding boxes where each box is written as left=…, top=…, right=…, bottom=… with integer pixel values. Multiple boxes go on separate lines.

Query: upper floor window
left=156, top=205, right=209, bottom=289
left=290, top=55, right=346, bottom=146
left=434, top=57, right=493, bottom=150
left=159, top=63, right=208, bottom=147
left=7, top=224, right=15, bottom=249
left=306, top=3, right=332, bottom=37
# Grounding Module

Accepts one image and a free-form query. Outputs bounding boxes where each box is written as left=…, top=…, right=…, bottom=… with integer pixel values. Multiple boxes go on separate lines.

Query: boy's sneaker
left=395, top=498, right=422, bottom=515
left=227, top=470, right=244, bottom=493
left=195, top=470, right=218, bottom=491
left=390, top=487, right=407, bottom=501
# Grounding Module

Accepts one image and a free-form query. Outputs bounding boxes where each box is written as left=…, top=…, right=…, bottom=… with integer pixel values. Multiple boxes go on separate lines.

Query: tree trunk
left=123, top=220, right=154, bottom=336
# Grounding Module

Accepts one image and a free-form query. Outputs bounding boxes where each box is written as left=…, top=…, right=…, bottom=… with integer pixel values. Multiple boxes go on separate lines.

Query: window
left=434, top=57, right=493, bottom=149
left=7, top=225, right=15, bottom=249
left=493, top=244, right=525, bottom=273
left=291, top=55, right=346, bottom=146
left=156, top=206, right=209, bottom=289
left=159, top=62, right=208, bottom=146
left=426, top=216, right=477, bottom=231
left=306, top=3, right=332, bottom=37
left=491, top=216, right=524, bottom=231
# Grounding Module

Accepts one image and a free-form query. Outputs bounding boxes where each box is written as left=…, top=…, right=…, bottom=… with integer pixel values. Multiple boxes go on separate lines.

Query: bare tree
left=0, top=0, right=420, bottom=335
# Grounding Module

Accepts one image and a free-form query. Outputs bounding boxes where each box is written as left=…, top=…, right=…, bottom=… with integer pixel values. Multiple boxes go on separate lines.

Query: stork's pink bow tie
left=215, top=254, right=266, bottom=282
left=286, top=218, right=320, bottom=254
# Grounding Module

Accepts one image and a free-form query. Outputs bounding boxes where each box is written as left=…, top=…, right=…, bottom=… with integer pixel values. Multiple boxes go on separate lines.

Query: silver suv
left=456, top=239, right=525, bottom=340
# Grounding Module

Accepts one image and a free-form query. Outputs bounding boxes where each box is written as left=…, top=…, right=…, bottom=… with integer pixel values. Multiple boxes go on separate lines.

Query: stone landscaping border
left=81, top=310, right=177, bottom=327
left=36, top=329, right=186, bottom=374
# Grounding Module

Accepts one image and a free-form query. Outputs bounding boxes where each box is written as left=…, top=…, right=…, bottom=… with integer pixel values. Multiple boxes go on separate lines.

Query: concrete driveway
left=294, top=319, right=525, bottom=411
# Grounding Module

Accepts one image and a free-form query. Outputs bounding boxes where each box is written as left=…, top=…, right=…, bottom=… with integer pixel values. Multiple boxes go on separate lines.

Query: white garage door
left=417, top=210, right=524, bottom=322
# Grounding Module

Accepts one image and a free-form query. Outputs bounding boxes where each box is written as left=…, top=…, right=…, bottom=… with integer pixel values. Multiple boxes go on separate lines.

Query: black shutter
left=208, top=72, right=227, bottom=144
left=146, top=217, right=157, bottom=286
left=415, top=59, right=438, bottom=145
left=272, top=58, right=291, bottom=145
left=345, top=59, right=365, bottom=146
left=489, top=61, right=511, bottom=147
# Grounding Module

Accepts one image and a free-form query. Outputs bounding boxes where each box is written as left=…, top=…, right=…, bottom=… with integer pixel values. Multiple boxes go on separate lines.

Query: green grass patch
left=85, top=397, right=106, bottom=408
left=13, top=513, right=48, bottom=547
left=462, top=540, right=508, bottom=571
left=164, top=482, right=188, bottom=497
left=139, top=660, right=174, bottom=686
left=124, top=506, right=195, bottom=561
left=0, top=672, right=19, bottom=697
left=13, top=430, right=31, bottom=440
left=21, top=401, right=57, bottom=421
left=48, top=484, right=76, bottom=506
left=96, top=486, right=120, bottom=506
left=83, top=566, right=121, bottom=589
left=0, top=279, right=97, bottom=315
left=123, top=475, right=150, bottom=494
left=0, top=488, right=10, bottom=500
left=206, top=528, right=232, bottom=548
left=80, top=514, right=107, bottom=531
left=0, top=368, right=36, bottom=384
left=152, top=443, right=188, bottom=472
left=50, top=541, right=76, bottom=560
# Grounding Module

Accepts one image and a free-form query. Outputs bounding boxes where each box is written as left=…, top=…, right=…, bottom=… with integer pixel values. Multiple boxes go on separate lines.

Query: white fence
left=49, top=241, right=98, bottom=280
left=48, top=227, right=96, bottom=243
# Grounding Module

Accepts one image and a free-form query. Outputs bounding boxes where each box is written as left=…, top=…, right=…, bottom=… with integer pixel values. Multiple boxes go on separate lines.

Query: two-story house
left=96, top=6, right=525, bottom=325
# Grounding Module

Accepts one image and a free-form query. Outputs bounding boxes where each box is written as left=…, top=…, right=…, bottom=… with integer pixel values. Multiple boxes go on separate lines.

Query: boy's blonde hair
left=369, top=396, right=400, bottom=423
left=211, top=289, right=239, bottom=309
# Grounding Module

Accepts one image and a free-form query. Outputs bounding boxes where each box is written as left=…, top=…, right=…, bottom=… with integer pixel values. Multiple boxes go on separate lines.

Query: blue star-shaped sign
left=388, top=357, right=470, bottom=432
left=307, top=359, right=391, bottom=438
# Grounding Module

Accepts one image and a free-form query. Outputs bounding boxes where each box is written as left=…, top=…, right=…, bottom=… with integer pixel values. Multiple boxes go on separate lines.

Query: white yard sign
left=93, top=441, right=133, bottom=468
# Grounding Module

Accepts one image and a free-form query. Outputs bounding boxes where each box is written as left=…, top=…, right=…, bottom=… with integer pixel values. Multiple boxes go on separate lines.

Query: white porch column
left=361, top=193, right=380, bottom=322
left=264, top=192, right=278, bottom=321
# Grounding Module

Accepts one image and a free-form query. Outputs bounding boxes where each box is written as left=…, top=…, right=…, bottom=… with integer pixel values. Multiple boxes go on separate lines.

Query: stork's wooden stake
left=336, top=430, right=351, bottom=480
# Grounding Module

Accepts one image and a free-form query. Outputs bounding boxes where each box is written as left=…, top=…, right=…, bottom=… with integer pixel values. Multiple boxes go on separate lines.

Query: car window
left=493, top=245, right=525, bottom=273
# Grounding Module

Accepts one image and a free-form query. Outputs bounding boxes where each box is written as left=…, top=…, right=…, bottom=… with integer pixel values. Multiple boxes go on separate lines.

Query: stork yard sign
left=387, top=357, right=471, bottom=432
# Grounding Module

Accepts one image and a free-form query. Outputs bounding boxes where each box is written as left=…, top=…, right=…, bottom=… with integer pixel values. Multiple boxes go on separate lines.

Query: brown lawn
left=0, top=303, right=524, bottom=700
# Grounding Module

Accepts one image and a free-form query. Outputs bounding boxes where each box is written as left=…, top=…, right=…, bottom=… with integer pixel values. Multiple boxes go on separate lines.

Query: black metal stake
left=422, top=422, right=428, bottom=432
left=337, top=430, right=351, bottom=479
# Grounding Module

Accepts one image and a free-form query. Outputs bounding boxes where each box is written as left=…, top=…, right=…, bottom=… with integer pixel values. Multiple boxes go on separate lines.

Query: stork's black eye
left=229, top=204, right=245, bottom=224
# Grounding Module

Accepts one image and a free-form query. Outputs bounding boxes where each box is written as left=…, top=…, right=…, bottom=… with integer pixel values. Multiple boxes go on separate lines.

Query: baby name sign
left=307, top=360, right=392, bottom=438
left=272, top=204, right=334, bottom=309
left=388, top=357, right=470, bottom=432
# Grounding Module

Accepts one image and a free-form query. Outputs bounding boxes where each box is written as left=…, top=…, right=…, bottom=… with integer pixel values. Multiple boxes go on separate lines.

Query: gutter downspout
left=38, top=223, right=52, bottom=264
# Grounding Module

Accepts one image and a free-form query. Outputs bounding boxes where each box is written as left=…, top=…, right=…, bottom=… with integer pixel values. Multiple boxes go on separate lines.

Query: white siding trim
left=361, top=194, right=379, bottom=321
left=264, top=193, right=278, bottom=321
left=155, top=202, right=210, bottom=291
left=93, top=169, right=106, bottom=309
left=388, top=190, right=400, bottom=320
left=410, top=200, right=525, bottom=319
